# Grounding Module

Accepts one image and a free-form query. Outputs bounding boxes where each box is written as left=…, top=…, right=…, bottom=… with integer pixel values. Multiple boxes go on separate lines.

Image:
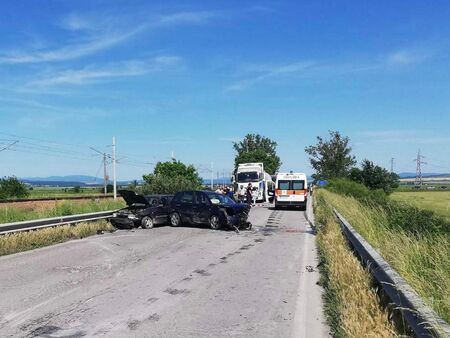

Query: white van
left=274, top=172, right=308, bottom=210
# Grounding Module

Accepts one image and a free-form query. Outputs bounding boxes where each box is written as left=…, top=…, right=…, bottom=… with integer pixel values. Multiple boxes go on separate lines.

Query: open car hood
left=118, top=190, right=149, bottom=206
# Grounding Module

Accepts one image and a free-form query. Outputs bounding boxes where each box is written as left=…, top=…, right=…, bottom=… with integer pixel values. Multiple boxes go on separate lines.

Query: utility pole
left=112, top=136, right=117, bottom=200
left=211, top=161, right=214, bottom=190
left=390, top=158, right=394, bottom=173
left=413, top=149, right=426, bottom=187
left=103, top=153, right=108, bottom=195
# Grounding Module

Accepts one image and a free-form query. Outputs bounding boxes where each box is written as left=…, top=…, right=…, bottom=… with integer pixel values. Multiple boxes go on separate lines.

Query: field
left=316, top=189, right=450, bottom=326
left=0, top=199, right=125, bottom=224
left=26, top=187, right=111, bottom=199
left=391, top=191, right=450, bottom=220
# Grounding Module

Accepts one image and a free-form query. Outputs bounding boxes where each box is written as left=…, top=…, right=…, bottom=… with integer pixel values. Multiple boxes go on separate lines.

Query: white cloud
left=0, top=10, right=220, bottom=65
left=59, top=13, right=92, bottom=31
left=358, top=129, right=450, bottom=145
left=385, top=49, right=429, bottom=66
left=29, top=56, right=182, bottom=86
left=226, top=61, right=316, bottom=91
left=0, top=25, right=146, bottom=64
left=155, top=11, right=222, bottom=26
left=226, top=45, right=435, bottom=91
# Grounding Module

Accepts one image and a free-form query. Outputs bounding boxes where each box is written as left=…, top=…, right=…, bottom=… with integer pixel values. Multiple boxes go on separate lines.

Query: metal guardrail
left=334, top=209, right=450, bottom=338
left=0, top=210, right=115, bottom=235
left=0, top=195, right=115, bottom=204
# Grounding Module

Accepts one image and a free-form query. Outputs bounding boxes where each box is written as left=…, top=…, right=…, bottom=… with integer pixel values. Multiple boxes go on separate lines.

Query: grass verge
left=0, top=199, right=125, bottom=224
left=0, top=220, right=114, bottom=256
left=391, top=190, right=450, bottom=221
left=314, top=190, right=397, bottom=337
left=318, top=189, right=450, bottom=325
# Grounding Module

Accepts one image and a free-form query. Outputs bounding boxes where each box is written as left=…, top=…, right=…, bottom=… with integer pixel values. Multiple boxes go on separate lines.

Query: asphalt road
left=0, top=201, right=328, bottom=338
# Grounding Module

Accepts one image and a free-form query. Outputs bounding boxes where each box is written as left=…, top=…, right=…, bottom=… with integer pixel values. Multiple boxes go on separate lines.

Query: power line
left=0, top=140, right=18, bottom=153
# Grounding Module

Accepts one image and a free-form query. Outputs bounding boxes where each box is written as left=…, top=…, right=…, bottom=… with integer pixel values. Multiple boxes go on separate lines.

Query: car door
left=178, top=191, right=195, bottom=223
left=195, top=191, right=211, bottom=223
left=152, top=197, right=168, bottom=224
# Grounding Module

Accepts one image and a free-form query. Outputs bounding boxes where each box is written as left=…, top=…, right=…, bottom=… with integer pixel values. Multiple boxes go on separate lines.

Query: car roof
left=174, top=190, right=216, bottom=194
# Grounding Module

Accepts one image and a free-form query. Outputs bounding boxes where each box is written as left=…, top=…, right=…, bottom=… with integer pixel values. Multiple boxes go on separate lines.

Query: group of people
left=214, top=183, right=258, bottom=207
left=215, top=185, right=234, bottom=199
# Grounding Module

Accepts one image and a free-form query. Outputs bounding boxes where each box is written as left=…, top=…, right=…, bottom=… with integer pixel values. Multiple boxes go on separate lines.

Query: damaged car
left=108, top=190, right=173, bottom=229
left=169, top=190, right=251, bottom=230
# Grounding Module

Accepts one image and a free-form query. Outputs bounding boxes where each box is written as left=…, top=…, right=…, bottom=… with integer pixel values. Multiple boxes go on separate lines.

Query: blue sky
left=0, top=0, right=449, bottom=180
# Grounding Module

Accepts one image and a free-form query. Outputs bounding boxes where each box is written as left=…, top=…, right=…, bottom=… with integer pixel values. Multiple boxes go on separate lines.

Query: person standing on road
left=246, top=183, right=253, bottom=207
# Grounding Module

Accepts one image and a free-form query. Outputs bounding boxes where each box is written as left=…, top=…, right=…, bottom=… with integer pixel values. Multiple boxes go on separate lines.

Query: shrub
left=326, top=178, right=388, bottom=205
left=142, top=175, right=201, bottom=194
left=0, top=176, right=29, bottom=200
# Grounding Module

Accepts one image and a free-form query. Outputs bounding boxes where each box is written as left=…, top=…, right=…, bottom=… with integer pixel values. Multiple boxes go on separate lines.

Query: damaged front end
left=222, top=205, right=251, bottom=231
left=109, top=206, right=146, bottom=229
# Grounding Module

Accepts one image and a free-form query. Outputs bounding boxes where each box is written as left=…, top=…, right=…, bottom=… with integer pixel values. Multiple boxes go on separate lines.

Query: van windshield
left=277, top=180, right=305, bottom=190
left=237, top=172, right=259, bottom=182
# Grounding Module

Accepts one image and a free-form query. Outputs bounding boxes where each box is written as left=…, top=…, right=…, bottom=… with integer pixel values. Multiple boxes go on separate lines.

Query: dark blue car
left=169, top=191, right=250, bottom=230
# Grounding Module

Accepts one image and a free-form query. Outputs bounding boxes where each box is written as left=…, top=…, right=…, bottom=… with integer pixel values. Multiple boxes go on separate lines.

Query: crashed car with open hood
left=168, top=190, right=251, bottom=230
left=108, top=190, right=173, bottom=229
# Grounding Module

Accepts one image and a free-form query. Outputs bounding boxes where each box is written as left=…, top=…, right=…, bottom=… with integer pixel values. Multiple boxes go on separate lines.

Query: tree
left=0, top=176, right=29, bottom=199
left=142, top=160, right=202, bottom=194
left=305, top=130, right=356, bottom=180
left=233, top=134, right=281, bottom=174
left=349, top=159, right=399, bottom=194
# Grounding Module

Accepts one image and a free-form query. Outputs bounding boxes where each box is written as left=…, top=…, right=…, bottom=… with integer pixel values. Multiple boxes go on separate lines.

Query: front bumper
left=275, top=200, right=307, bottom=207
left=109, top=217, right=138, bottom=229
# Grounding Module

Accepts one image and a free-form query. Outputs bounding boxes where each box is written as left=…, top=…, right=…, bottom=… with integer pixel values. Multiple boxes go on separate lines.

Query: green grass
left=0, top=199, right=125, bottom=224
left=0, top=220, right=114, bottom=256
left=318, top=189, right=450, bottom=326
left=314, top=191, right=397, bottom=337
left=27, top=187, right=111, bottom=199
left=391, top=191, right=450, bottom=221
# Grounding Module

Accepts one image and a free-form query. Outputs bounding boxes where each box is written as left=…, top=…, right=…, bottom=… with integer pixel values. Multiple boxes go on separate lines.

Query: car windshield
left=206, top=192, right=236, bottom=205
left=237, top=172, right=259, bottom=182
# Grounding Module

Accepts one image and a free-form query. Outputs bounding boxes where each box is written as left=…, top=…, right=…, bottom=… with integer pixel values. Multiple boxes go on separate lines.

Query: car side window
left=196, top=192, right=210, bottom=205
left=180, top=192, right=194, bottom=204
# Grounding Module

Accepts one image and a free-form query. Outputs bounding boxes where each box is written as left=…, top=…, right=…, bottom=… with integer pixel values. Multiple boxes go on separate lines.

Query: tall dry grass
left=0, top=220, right=114, bottom=256
left=314, top=191, right=397, bottom=337
left=0, top=199, right=125, bottom=224
left=317, top=189, right=450, bottom=325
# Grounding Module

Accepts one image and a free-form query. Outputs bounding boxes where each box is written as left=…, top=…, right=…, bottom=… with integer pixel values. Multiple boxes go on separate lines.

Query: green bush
left=385, top=201, right=450, bottom=236
left=326, top=178, right=388, bottom=205
left=142, top=175, right=201, bottom=194
left=0, top=176, right=29, bottom=200
left=326, top=178, right=450, bottom=236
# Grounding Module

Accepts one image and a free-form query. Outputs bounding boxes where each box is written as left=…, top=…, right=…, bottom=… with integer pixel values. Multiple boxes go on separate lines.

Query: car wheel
left=141, top=216, right=154, bottom=229
left=209, top=215, right=220, bottom=230
left=170, top=212, right=181, bottom=227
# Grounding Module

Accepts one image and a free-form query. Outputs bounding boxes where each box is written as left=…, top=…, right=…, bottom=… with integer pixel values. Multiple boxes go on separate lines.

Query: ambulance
left=274, top=172, right=308, bottom=210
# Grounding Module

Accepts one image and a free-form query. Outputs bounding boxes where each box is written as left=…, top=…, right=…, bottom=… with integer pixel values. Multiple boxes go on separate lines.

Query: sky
left=0, top=0, right=449, bottom=180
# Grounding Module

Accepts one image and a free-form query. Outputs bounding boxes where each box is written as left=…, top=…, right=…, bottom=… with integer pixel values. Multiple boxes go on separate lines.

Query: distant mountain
left=20, top=175, right=140, bottom=187
left=23, top=175, right=102, bottom=183
left=398, top=172, right=450, bottom=179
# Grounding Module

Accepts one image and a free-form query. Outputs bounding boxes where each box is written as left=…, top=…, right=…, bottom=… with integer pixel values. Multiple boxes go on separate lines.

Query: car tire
left=209, top=215, right=221, bottom=230
left=141, top=216, right=154, bottom=229
left=170, top=212, right=181, bottom=227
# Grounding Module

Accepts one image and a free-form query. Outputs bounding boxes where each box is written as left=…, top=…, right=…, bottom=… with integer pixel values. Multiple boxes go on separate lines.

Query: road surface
left=0, top=202, right=328, bottom=337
